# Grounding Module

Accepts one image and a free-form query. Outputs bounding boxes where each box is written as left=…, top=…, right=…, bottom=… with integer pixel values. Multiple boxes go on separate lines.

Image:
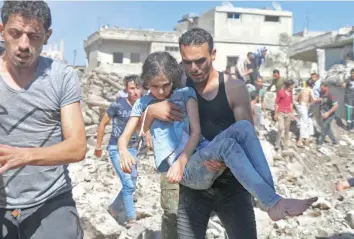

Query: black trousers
left=177, top=170, right=257, bottom=239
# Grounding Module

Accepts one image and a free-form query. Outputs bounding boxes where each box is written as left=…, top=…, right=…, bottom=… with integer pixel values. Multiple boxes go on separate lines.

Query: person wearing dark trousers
left=341, top=69, right=354, bottom=131
left=142, top=28, right=258, bottom=239
left=317, top=83, right=339, bottom=147
left=0, top=1, right=86, bottom=238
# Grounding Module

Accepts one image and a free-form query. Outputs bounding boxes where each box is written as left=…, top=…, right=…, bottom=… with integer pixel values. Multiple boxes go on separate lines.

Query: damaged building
left=291, top=26, right=354, bottom=120
left=84, top=3, right=293, bottom=73
left=290, top=26, right=354, bottom=76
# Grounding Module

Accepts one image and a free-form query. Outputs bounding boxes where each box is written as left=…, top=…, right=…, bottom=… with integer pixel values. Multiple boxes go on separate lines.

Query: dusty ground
left=69, top=117, right=354, bottom=239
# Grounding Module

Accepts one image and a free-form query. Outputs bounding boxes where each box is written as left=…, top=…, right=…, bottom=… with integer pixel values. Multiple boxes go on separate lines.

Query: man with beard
left=143, top=28, right=257, bottom=238
left=0, top=1, right=86, bottom=238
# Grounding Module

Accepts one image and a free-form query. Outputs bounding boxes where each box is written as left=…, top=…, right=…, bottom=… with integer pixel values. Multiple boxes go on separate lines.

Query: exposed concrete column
left=316, top=48, right=326, bottom=78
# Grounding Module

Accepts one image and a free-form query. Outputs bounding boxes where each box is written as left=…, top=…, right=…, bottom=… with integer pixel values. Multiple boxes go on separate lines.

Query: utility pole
left=73, top=49, right=76, bottom=66
left=97, top=16, right=101, bottom=30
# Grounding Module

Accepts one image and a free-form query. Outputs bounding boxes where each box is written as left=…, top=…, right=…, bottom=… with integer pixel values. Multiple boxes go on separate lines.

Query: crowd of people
left=227, top=50, right=345, bottom=152
left=0, top=1, right=353, bottom=239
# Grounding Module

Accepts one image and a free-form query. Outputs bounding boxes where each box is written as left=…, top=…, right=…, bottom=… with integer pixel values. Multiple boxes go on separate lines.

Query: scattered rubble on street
left=72, top=67, right=354, bottom=238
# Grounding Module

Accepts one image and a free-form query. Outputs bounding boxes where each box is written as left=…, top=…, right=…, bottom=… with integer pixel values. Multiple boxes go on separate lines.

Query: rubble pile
left=324, top=60, right=354, bottom=86
left=80, top=66, right=126, bottom=148
left=69, top=149, right=163, bottom=239
left=252, top=119, right=354, bottom=238
left=70, top=68, right=354, bottom=238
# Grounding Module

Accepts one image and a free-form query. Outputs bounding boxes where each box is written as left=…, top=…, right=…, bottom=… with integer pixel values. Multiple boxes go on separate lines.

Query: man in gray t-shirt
left=0, top=1, right=86, bottom=238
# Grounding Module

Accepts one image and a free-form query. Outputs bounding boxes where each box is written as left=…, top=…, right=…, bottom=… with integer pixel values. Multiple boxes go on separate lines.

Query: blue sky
left=45, top=1, right=354, bottom=65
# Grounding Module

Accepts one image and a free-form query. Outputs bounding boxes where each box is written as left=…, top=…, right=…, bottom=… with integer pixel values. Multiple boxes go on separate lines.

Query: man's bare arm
left=96, top=113, right=111, bottom=150
left=261, top=98, right=266, bottom=112
left=226, top=79, right=254, bottom=123
left=118, top=117, right=140, bottom=152
left=328, top=102, right=339, bottom=115
left=141, top=102, right=184, bottom=133
left=267, top=82, right=274, bottom=91
left=29, top=102, right=86, bottom=165
left=0, top=102, right=87, bottom=172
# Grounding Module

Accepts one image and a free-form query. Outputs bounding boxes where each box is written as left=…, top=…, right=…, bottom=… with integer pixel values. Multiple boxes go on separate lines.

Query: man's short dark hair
left=311, top=72, right=318, bottom=77
left=307, top=78, right=314, bottom=88
left=284, top=79, right=295, bottom=88
left=273, top=69, right=280, bottom=74
left=123, top=74, right=141, bottom=87
left=351, top=68, right=354, bottom=74
left=249, top=91, right=258, bottom=101
left=179, top=28, right=214, bottom=54
left=1, top=1, right=52, bottom=31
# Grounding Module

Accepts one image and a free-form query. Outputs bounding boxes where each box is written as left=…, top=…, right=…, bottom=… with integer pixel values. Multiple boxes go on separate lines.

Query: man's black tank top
left=186, top=72, right=235, bottom=141
left=187, top=72, right=244, bottom=187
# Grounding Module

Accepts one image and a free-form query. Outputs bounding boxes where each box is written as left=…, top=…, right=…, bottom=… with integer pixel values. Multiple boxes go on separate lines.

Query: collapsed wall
left=323, top=60, right=354, bottom=86
left=74, top=65, right=354, bottom=238
left=322, top=60, right=354, bottom=120
left=80, top=66, right=126, bottom=147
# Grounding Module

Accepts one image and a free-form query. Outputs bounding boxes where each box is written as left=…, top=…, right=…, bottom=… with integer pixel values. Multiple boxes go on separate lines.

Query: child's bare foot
left=336, top=180, right=351, bottom=192
left=268, top=197, right=318, bottom=221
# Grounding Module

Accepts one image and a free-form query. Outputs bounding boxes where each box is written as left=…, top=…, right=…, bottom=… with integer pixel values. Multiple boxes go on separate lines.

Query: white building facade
left=41, top=40, right=65, bottom=61
left=84, top=29, right=180, bottom=73
left=84, top=4, right=293, bottom=74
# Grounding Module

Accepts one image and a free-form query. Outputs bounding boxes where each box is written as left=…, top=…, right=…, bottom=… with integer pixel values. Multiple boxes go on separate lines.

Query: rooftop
left=84, top=28, right=180, bottom=51
left=290, top=26, right=354, bottom=61
left=215, top=4, right=292, bottom=17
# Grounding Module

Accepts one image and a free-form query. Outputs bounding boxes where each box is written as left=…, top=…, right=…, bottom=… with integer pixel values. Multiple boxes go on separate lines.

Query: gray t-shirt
left=106, top=98, right=138, bottom=147
left=0, top=56, right=81, bottom=209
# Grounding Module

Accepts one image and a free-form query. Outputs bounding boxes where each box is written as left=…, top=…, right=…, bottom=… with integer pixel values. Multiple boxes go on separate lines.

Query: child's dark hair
left=140, top=51, right=183, bottom=90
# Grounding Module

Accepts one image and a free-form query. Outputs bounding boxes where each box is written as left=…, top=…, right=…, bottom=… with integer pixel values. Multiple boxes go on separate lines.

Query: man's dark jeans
left=318, top=113, right=337, bottom=145
left=177, top=170, right=257, bottom=239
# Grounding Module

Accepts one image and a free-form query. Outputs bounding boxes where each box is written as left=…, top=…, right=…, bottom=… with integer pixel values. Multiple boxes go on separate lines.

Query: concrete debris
left=323, top=60, right=354, bottom=86
left=207, top=218, right=227, bottom=239
left=317, top=146, right=333, bottom=156
left=313, top=198, right=332, bottom=210
left=346, top=212, right=354, bottom=229
left=264, top=91, right=276, bottom=110
left=72, top=68, right=354, bottom=238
